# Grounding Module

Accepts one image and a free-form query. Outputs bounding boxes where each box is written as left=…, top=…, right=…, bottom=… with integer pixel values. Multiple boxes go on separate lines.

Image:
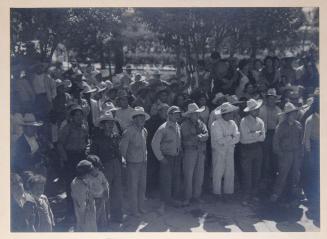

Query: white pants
left=212, top=146, right=235, bottom=195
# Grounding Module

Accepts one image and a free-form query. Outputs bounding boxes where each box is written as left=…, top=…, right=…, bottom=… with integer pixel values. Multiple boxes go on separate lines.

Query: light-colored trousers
left=183, top=148, right=205, bottom=201
left=212, top=145, right=235, bottom=195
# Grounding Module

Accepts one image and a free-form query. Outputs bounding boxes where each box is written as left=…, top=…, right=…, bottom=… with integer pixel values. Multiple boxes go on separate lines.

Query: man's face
left=102, top=120, right=115, bottom=133
left=133, top=115, right=146, bottom=128
left=119, top=97, right=129, bottom=109
left=250, top=108, right=260, bottom=117
left=159, top=92, right=168, bottom=103
left=72, top=110, right=84, bottom=125
left=158, top=107, right=169, bottom=120
left=168, top=112, right=180, bottom=123
left=189, top=112, right=199, bottom=123
left=222, top=112, right=234, bottom=121
left=266, top=96, right=276, bottom=107
left=24, top=126, right=37, bottom=137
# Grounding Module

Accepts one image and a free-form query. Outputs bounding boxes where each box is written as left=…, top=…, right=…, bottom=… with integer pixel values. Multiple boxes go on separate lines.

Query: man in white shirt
left=211, top=102, right=240, bottom=200
left=240, top=99, right=265, bottom=204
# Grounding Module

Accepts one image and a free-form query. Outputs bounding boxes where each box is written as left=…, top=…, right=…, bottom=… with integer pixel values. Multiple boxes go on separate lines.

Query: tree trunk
left=113, top=39, right=124, bottom=74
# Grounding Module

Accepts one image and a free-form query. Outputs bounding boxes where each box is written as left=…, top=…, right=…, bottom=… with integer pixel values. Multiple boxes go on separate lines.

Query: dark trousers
left=240, top=143, right=263, bottom=197
left=64, top=150, right=85, bottom=217
left=126, top=161, right=147, bottom=215
left=159, top=155, right=182, bottom=204
left=262, top=130, right=278, bottom=184
left=146, top=151, right=160, bottom=195
left=303, top=140, right=320, bottom=205
left=273, top=150, right=302, bottom=197
left=103, top=160, right=123, bottom=221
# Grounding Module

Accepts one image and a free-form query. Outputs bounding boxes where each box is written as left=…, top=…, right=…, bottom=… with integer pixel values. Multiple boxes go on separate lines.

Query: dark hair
left=86, top=154, right=104, bottom=170
left=238, top=59, right=250, bottom=70
left=26, top=174, right=46, bottom=190
left=211, top=51, right=221, bottom=60
left=264, top=56, right=274, bottom=66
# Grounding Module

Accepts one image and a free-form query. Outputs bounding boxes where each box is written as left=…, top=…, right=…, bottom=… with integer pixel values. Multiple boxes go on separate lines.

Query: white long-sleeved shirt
left=240, top=115, right=265, bottom=144
left=211, top=117, right=240, bottom=149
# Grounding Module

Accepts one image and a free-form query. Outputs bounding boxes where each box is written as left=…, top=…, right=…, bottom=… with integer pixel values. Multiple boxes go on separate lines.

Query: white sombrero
left=243, top=99, right=263, bottom=112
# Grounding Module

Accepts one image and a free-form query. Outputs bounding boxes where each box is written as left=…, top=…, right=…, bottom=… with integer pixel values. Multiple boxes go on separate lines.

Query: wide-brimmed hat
left=243, top=99, right=263, bottom=112
left=211, top=92, right=226, bottom=105
left=82, top=82, right=97, bottom=94
left=102, top=101, right=119, bottom=112
left=167, top=106, right=182, bottom=115
left=266, top=88, right=281, bottom=98
left=86, top=155, right=104, bottom=170
left=76, top=160, right=94, bottom=176
left=131, top=106, right=150, bottom=120
left=215, top=102, right=239, bottom=115
left=278, top=102, right=299, bottom=115
left=20, top=113, right=43, bottom=127
left=183, top=103, right=205, bottom=117
left=95, top=111, right=117, bottom=127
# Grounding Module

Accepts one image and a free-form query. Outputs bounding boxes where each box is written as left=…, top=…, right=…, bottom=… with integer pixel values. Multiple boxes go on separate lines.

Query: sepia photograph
left=8, top=6, right=320, bottom=233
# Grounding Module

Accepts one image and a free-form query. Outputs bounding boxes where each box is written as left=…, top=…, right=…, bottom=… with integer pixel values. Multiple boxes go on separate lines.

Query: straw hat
left=95, top=111, right=117, bottom=127
left=226, top=95, right=243, bottom=105
left=55, top=79, right=65, bottom=88
left=278, top=102, right=299, bottom=115
left=82, top=82, right=97, bottom=94
left=96, top=81, right=107, bottom=93
left=215, top=102, right=239, bottom=115
left=131, top=106, right=150, bottom=120
left=243, top=99, right=263, bottom=112
left=20, top=113, right=43, bottom=127
left=167, top=106, right=182, bottom=115
left=183, top=103, right=205, bottom=117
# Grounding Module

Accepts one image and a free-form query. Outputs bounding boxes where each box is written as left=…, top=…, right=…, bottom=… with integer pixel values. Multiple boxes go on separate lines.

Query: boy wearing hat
left=90, top=111, right=124, bottom=223
left=211, top=102, right=240, bottom=200
left=259, top=89, right=282, bottom=186
left=151, top=106, right=183, bottom=212
left=270, top=102, right=304, bottom=202
left=239, top=99, right=266, bottom=204
left=71, top=160, right=97, bottom=231
left=119, top=107, right=149, bottom=217
left=181, top=103, right=209, bottom=205
left=57, top=105, right=89, bottom=221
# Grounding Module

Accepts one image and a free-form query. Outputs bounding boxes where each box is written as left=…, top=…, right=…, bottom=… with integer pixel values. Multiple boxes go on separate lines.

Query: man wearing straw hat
left=239, top=98, right=266, bottom=204
left=211, top=102, right=240, bottom=200
left=120, top=107, right=149, bottom=217
left=181, top=103, right=209, bottom=205
left=90, top=110, right=124, bottom=223
left=270, top=102, right=304, bottom=203
left=259, top=88, right=282, bottom=187
left=115, top=89, right=135, bottom=131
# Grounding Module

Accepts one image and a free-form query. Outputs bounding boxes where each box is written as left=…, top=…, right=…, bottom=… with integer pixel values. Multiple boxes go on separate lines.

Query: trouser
left=126, top=161, right=147, bottom=215
left=103, top=160, right=123, bottom=221
left=64, top=150, right=85, bottom=218
left=212, top=146, right=235, bottom=195
left=146, top=150, right=160, bottom=195
left=183, top=148, right=205, bottom=200
left=240, top=143, right=263, bottom=197
left=262, top=130, right=278, bottom=184
left=273, top=150, right=302, bottom=197
left=160, top=155, right=182, bottom=204
left=95, top=197, right=107, bottom=231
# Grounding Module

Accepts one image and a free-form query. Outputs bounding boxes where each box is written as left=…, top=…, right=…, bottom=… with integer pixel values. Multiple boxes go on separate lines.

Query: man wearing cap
left=115, top=90, right=135, bottom=131
left=211, top=102, right=240, bottom=200
left=259, top=89, right=282, bottom=186
left=145, top=103, right=170, bottom=196
left=90, top=111, right=124, bottom=222
left=12, top=113, right=45, bottom=175
left=151, top=106, right=183, bottom=212
left=119, top=107, right=149, bottom=217
left=270, top=102, right=304, bottom=202
left=57, top=104, right=89, bottom=221
left=181, top=103, right=209, bottom=205
left=239, top=99, right=266, bottom=204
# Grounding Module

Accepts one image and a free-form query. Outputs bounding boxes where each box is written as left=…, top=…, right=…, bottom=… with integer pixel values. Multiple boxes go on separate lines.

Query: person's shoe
left=270, top=194, right=279, bottom=203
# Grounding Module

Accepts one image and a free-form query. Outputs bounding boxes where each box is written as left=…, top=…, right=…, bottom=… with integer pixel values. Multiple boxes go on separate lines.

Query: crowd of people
left=10, top=51, right=320, bottom=232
